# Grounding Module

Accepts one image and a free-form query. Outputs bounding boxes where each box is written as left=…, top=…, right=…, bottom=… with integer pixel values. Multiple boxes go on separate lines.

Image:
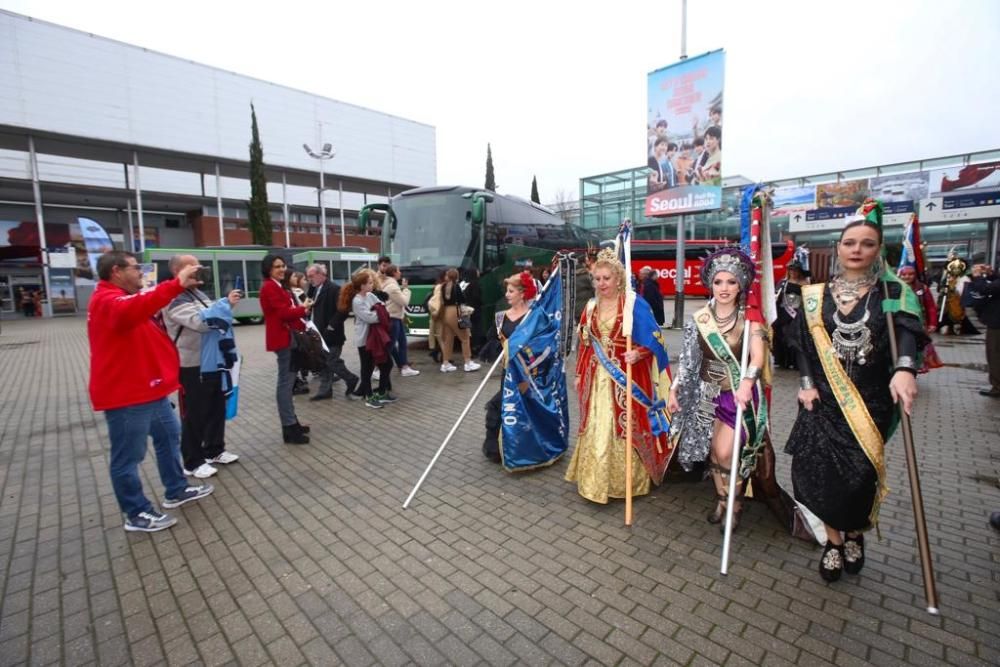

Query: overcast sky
left=4, top=0, right=999, bottom=204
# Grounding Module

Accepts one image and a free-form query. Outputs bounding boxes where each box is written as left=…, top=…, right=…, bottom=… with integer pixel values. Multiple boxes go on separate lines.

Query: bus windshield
left=391, top=193, right=472, bottom=268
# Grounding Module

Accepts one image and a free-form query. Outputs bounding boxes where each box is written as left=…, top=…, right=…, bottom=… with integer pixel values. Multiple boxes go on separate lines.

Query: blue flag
left=500, top=269, right=570, bottom=471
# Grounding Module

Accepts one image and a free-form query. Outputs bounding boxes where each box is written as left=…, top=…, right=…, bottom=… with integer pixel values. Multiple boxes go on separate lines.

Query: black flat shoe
left=819, top=541, right=844, bottom=582
left=844, top=533, right=865, bottom=575
left=282, top=424, right=309, bottom=445
left=296, top=422, right=310, bottom=434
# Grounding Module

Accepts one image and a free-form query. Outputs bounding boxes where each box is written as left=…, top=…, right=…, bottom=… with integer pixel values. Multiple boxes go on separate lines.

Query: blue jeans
left=275, top=347, right=298, bottom=426
left=389, top=318, right=409, bottom=368
left=104, top=397, right=188, bottom=518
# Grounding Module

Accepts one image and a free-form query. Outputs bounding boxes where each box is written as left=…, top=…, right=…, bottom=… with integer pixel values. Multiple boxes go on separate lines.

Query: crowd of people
left=647, top=107, right=723, bottom=192
left=84, top=208, right=1000, bottom=568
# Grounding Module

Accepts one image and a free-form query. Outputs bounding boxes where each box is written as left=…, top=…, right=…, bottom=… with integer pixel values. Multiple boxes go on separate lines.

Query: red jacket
left=88, top=278, right=185, bottom=411
left=261, top=278, right=307, bottom=351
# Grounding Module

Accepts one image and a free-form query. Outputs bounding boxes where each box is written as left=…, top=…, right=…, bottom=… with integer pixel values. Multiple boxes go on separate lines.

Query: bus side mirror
left=471, top=198, right=485, bottom=225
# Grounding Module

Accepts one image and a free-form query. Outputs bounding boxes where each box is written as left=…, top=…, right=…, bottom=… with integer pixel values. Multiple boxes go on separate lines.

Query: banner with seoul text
left=645, top=49, right=725, bottom=217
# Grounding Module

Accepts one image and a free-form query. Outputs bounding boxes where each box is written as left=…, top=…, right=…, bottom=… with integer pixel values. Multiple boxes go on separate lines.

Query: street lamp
left=303, top=141, right=335, bottom=247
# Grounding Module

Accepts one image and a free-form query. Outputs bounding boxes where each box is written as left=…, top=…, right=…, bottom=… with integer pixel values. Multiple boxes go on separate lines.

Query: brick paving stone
left=2, top=317, right=998, bottom=666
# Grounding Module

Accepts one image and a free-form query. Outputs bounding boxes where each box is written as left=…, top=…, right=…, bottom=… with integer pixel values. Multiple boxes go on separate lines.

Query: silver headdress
left=699, top=247, right=755, bottom=292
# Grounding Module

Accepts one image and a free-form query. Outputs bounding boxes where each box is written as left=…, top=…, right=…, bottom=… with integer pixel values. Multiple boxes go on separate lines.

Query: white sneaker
left=401, top=367, right=420, bottom=377
left=372, top=369, right=381, bottom=380
left=440, top=363, right=457, bottom=373
left=182, top=467, right=193, bottom=476
left=208, top=451, right=240, bottom=465
left=464, top=360, right=482, bottom=372
left=192, top=463, right=218, bottom=479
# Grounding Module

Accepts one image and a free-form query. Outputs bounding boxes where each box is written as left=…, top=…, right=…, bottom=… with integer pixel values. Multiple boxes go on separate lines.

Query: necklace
left=709, top=302, right=738, bottom=326
left=831, top=290, right=874, bottom=372
left=830, top=273, right=876, bottom=306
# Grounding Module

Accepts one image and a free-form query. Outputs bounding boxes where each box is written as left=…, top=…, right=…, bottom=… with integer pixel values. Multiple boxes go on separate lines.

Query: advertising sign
left=921, top=161, right=1000, bottom=222
left=48, top=270, right=76, bottom=314
left=645, top=50, right=725, bottom=217
left=869, top=172, right=929, bottom=225
left=771, top=185, right=816, bottom=218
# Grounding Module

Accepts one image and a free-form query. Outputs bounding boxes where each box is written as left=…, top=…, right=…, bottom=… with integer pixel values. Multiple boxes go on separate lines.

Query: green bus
left=142, top=246, right=378, bottom=323
left=359, top=185, right=601, bottom=336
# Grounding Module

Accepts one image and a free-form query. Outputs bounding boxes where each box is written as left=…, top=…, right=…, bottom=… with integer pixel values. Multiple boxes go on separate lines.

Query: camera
left=195, top=267, right=212, bottom=285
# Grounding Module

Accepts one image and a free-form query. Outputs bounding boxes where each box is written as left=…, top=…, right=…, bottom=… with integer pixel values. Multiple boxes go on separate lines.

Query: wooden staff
left=883, top=280, right=940, bottom=614
left=720, top=319, right=752, bottom=575
left=625, top=333, right=634, bottom=526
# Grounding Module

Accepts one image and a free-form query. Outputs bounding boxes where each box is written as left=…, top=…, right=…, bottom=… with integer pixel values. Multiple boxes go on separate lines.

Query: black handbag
left=290, top=328, right=328, bottom=372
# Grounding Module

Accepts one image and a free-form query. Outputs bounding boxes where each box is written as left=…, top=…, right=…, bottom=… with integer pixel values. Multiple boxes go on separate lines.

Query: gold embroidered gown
left=564, top=313, right=650, bottom=503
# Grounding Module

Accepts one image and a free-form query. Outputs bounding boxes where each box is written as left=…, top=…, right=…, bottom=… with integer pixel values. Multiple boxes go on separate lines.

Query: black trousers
left=988, top=328, right=1000, bottom=390
left=356, top=347, right=391, bottom=398
left=179, top=367, right=227, bottom=469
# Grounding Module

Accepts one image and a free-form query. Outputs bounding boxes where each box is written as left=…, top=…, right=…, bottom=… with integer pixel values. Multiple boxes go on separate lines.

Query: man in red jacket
left=89, top=251, right=214, bottom=532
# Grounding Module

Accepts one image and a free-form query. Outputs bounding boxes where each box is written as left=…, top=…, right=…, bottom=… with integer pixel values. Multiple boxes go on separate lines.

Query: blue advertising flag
left=500, top=269, right=570, bottom=471
left=78, top=216, right=114, bottom=277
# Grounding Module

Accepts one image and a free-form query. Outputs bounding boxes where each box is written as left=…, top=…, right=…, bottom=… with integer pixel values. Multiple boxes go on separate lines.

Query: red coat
left=260, top=278, right=307, bottom=352
left=88, top=278, right=185, bottom=412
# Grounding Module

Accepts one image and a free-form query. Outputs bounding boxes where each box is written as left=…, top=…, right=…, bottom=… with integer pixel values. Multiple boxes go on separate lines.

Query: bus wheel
left=238, top=316, right=264, bottom=325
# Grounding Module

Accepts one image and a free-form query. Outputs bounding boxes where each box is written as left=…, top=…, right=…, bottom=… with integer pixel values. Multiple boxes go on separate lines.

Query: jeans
left=275, top=347, right=298, bottom=426
left=357, top=346, right=392, bottom=397
left=317, top=342, right=359, bottom=395
left=179, top=367, right=227, bottom=470
left=389, top=318, right=409, bottom=368
left=104, top=397, right=188, bottom=518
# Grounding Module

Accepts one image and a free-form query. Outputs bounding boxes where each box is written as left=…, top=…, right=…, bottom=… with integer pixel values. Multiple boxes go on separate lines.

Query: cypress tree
left=530, top=176, right=540, bottom=203
left=247, top=103, right=273, bottom=246
left=484, top=143, right=496, bottom=191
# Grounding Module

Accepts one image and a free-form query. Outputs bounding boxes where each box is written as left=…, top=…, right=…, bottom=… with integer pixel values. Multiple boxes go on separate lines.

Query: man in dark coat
left=969, top=263, right=1000, bottom=397
left=306, top=264, right=359, bottom=400
left=638, top=266, right=665, bottom=326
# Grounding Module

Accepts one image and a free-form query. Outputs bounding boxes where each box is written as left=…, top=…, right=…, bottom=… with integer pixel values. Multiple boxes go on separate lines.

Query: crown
left=595, top=247, right=623, bottom=268
left=700, top=247, right=755, bottom=291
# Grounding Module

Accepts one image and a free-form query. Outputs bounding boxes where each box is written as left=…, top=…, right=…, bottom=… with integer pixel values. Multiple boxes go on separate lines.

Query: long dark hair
left=260, top=253, right=289, bottom=284
left=838, top=219, right=883, bottom=244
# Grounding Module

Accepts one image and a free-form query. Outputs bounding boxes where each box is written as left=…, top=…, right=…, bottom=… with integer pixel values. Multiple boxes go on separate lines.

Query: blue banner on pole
left=500, top=270, right=570, bottom=471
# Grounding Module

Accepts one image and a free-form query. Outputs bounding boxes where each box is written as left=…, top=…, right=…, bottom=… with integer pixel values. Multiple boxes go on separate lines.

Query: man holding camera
left=89, top=251, right=213, bottom=533
left=164, top=255, right=243, bottom=477
left=970, top=263, right=1000, bottom=397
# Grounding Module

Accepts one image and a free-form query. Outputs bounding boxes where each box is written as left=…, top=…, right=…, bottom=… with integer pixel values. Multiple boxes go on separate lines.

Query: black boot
left=282, top=424, right=309, bottom=445
left=296, top=421, right=310, bottom=434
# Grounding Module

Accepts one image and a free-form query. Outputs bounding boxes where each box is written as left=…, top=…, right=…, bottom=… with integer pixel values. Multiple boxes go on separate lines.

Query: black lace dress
left=784, top=282, right=924, bottom=532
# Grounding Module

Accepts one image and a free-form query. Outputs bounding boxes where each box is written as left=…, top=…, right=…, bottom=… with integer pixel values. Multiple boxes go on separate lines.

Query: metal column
left=215, top=163, right=225, bottom=247
left=282, top=173, right=291, bottom=248
left=28, top=136, right=53, bottom=317
left=339, top=180, right=346, bottom=246
left=133, top=152, right=146, bottom=253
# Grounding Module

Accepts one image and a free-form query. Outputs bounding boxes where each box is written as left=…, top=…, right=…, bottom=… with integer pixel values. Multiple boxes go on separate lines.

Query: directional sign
left=919, top=191, right=1000, bottom=222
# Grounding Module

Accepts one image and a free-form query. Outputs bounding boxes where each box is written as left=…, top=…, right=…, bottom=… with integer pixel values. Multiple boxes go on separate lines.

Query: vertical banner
left=78, top=217, right=114, bottom=276
left=645, top=50, right=725, bottom=217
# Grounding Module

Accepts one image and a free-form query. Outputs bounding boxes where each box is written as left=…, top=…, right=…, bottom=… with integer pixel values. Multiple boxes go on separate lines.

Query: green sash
left=693, top=307, right=769, bottom=478
left=801, top=284, right=888, bottom=525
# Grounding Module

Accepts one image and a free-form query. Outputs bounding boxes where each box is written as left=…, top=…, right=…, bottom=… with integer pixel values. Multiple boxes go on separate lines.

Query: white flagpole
left=720, top=322, right=751, bottom=575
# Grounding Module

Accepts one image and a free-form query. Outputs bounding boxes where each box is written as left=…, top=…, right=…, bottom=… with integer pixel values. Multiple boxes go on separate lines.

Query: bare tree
left=549, top=188, right=578, bottom=223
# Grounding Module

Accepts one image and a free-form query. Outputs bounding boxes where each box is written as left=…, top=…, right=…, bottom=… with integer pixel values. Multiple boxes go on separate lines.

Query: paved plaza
left=0, top=314, right=998, bottom=666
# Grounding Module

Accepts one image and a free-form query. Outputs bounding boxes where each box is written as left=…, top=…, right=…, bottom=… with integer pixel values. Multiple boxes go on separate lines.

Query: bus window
left=217, top=260, right=244, bottom=298
left=330, top=261, right=349, bottom=282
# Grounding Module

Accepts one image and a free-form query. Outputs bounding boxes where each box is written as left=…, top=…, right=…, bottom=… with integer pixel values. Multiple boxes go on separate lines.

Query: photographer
left=970, top=264, right=1000, bottom=397
left=164, top=255, right=243, bottom=477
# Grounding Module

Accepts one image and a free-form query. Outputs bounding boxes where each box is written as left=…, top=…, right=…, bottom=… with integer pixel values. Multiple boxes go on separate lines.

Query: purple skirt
left=713, top=387, right=758, bottom=444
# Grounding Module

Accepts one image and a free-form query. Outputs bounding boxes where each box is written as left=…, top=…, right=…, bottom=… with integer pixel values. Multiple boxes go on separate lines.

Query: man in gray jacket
left=163, top=255, right=243, bottom=478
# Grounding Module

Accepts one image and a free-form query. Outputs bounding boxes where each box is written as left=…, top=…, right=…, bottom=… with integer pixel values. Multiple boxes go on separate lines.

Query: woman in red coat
left=260, top=254, right=313, bottom=444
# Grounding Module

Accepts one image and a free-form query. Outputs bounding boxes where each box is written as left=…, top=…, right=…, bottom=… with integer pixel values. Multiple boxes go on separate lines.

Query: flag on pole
left=613, top=220, right=671, bottom=373
left=739, top=185, right=777, bottom=326
left=500, top=268, right=570, bottom=471
left=897, top=213, right=925, bottom=277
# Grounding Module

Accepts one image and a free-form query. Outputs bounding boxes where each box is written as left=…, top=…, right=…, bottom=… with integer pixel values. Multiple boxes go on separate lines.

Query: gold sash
left=801, top=284, right=888, bottom=525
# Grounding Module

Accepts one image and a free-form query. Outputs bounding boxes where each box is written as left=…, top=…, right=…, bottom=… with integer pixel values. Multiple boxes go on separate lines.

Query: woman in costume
left=785, top=202, right=924, bottom=582
left=668, top=248, right=768, bottom=531
left=935, top=253, right=979, bottom=335
left=896, top=266, right=944, bottom=372
left=565, top=249, right=672, bottom=503
left=482, top=271, right=534, bottom=462
left=772, top=260, right=810, bottom=369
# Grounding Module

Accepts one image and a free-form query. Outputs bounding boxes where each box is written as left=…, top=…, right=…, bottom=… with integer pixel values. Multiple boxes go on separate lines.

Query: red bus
left=629, top=239, right=795, bottom=297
